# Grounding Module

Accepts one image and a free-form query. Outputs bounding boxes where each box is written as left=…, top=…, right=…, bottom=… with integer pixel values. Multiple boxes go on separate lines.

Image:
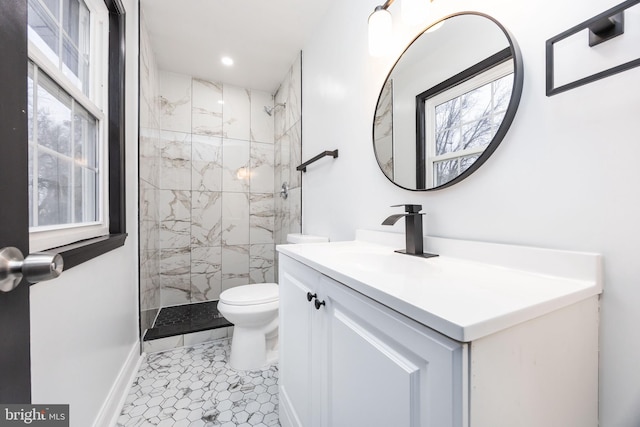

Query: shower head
left=264, top=102, right=286, bottom=116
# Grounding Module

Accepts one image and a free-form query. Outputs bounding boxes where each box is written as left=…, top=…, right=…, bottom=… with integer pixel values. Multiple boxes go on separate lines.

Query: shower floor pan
left=143, top=300, right=232, bottom=341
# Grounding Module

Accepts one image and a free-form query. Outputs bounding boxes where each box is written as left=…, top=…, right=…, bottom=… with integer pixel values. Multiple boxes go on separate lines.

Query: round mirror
left=373, top=12, right=523, bottom=190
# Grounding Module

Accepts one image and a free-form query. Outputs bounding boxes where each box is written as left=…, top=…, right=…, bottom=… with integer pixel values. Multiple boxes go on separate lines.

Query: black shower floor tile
left=143, top=300, right=232, bottom=341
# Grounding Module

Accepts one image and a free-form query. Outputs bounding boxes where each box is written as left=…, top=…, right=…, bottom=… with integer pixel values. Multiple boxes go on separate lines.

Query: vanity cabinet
left=279, top=255, right=467, bottom=427
left=278, top=241, right=600, bottom=427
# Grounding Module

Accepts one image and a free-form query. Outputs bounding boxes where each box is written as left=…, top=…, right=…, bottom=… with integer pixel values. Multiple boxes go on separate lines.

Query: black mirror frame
left=372, top=11, right=524, bottom=191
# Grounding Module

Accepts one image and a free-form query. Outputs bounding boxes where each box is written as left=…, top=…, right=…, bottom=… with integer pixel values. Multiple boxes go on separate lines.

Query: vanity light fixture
left=368, top=2, right=393, bottom=57
left=368, top=0, right=433, bottom=56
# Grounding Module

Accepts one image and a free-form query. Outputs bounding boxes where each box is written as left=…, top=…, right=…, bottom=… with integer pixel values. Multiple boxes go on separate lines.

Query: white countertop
left=277, top=230, right=602, bottom=342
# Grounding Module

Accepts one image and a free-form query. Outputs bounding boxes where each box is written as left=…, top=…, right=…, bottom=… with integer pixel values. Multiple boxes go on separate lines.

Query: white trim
left=27, top=42, right=104, bottom=121
left=92, top=342, right=143, bottom=427
left=30, top=223, right=110, bottom=252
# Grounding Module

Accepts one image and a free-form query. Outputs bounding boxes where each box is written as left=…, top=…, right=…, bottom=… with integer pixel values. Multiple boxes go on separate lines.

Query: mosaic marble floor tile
left=117, top=338, right=280, bottom=427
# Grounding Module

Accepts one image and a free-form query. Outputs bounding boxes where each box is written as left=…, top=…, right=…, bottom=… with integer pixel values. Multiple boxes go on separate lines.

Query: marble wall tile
left=250, top=193, right=275, bottom=245
left=272, top=52, right=302, bottom=247
left=139, top=17, right=154, bottom=127
left=139, top=178, right=157, bottom=220
left=139, top=32, right=150, bottom=102
left=222, top=85, right=250, bottom=140
left=273, top=190, right=286, bottom=247
left=139, top=97, right=153, bottom=131
left=139, top=197, right=160, bottom=251
left=159, top=131, right=191, bottom=191
left=159, top=71, right=192, bottom=133
left=288, top=121, right=302, bottom=189
left=142, top=62, right=298, bottom=323
left=374, top=78, right=394, bottom=180
left=250, top=142, right=275, bottom=194
left=191, top=191, right=222, bottom=248
left=286, top=54, right=302, bottom=131
left=273, top=53, right=302, bottom=137
left=140, top=217, right=159, bottom=253
left=274, top=134, right=290, bottom=193
left=221, top=245, right=250, bottom=291
left=222, top=139, right=250, bottom=192
left=159, top=190, right=191, bottom=249
left=191, top=246, right=222, bottom=302
left=139, top=128, right=160, bottom=187
left=139, top=76, right=160, bottom=131
left=249, top=244, right=275, bottom=284
left=250, top=90, right=274, bottom=144
left=140, top=249, right=160, bottom=312
left=222, top=192, right=250, bottom=246
left=192, top=78, right=223, bottom=136
left=192, top=134, right=222, bottom=192
left=274, top=87, right=287, bottom=142
left=139, top=17, right=162, bottom=336
left=287, top=187, right=302, bottom=235
left=160, top=248, right=191, bottom=305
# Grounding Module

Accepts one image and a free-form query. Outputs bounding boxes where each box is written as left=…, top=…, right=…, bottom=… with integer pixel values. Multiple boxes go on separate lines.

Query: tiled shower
left=139, top=15, right=302, bottom=347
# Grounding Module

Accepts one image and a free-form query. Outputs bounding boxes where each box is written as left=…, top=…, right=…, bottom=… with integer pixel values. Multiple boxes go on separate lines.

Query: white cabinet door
left=321, top=276, right=468, bottom=427
left=279, top=255, right=468, bottom=427
left=279, top=256, right=324, bottom=427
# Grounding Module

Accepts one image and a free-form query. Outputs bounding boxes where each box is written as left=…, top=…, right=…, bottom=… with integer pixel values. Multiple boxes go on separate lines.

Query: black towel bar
left=296, top=150, right=339, bottom=172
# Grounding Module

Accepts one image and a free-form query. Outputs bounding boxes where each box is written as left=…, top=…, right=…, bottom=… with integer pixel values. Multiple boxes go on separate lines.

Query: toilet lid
left=220, top=283, right=279, bottom=306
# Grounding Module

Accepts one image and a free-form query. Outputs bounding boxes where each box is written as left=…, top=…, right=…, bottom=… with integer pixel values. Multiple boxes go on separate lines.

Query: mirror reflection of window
left=423, top=58, right=514, bottom=187
left=372, top=12, right=523, bottom=191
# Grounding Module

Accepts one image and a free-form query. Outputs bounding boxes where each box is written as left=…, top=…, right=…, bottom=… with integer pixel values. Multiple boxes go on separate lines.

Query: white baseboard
left=92, top=341, right=144, bottom=427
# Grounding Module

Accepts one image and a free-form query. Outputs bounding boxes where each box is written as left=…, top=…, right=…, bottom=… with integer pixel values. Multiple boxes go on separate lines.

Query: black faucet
left=382, top=204, right=438, bottom=258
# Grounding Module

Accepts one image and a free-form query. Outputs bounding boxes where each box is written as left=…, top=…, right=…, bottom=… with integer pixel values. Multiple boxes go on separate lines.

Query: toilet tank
left=286, top=233, right=329, bottom=244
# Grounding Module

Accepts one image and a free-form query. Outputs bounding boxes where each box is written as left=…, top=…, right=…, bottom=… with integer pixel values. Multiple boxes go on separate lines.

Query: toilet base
left=228, top=320, right=278, bottom=371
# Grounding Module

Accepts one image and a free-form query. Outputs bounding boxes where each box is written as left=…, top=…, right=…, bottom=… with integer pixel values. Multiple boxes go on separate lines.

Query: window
left=27, top=0, right=110, bottom=252
left=417, top=49, right=514, bottom=188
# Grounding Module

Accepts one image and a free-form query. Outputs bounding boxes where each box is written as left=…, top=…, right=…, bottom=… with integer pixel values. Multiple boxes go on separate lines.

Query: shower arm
left=264, top=102, right=286, bottom=116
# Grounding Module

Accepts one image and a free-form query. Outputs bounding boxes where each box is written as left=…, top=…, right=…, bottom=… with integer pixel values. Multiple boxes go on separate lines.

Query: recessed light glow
left=221, top=56, right=234, bottom=66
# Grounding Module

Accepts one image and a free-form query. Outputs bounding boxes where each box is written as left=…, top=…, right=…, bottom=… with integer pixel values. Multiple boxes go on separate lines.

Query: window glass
left=28, top=0, right=90, bottom=95
left=28, top=63, right=99, bottom=229
left=434, top=154, right=481, bottom=187
left=73, top=103, right=98, bottom=223
left=429, top=71, right=513, bottom=186
left=28, top=0, right=60, bottom=63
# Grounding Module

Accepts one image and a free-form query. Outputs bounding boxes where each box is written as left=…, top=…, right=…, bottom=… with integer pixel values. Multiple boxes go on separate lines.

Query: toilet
left=217, top=233, right=329, bottom=370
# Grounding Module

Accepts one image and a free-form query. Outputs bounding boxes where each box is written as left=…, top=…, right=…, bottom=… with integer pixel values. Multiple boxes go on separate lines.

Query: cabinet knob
left=307, top=292, right=317, bottom=302
left=314, top=299, right=326, bottom=310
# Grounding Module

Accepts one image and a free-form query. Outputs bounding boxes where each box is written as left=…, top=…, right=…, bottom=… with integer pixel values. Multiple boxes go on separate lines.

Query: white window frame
left=424, top=60, right=514, bottom=188
left=27, top=0, right=110, bottom=252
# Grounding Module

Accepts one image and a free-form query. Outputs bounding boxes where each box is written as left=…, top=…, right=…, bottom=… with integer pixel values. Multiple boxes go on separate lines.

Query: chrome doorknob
left=0, top=247, right=64, bottom=292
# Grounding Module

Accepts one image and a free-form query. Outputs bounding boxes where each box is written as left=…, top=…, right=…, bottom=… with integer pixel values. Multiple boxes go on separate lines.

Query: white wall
left=302, top=0, right=640, bottom=426
left=29, top=0, right=140, bottom=425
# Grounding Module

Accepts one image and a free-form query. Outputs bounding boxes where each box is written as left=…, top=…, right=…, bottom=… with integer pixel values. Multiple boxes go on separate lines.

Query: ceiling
left=141, top=0, right=336, bottom=94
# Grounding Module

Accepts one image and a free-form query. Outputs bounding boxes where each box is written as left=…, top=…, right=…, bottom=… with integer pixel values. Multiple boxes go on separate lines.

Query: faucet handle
left=391, top=204, right=422, bottom=213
